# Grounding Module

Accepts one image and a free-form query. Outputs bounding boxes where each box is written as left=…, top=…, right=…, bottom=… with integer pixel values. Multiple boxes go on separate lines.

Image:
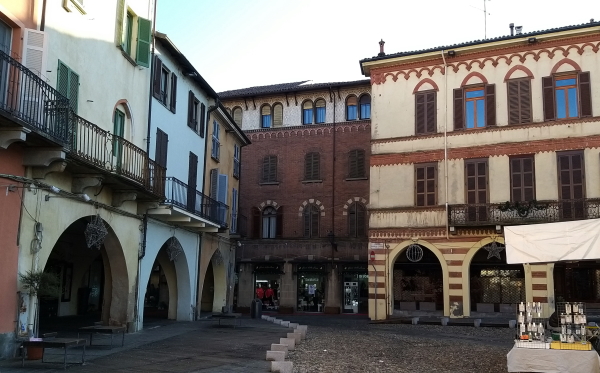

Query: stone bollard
left=266, top=350, right=285, bottom=361
left=411, top=317, right=419, bottom=325
left=266, top=317, right=274, bottom=322
left=287, top=332, right=301, bottom=343
left=281, top=321, right=290, bottom=327
left=441, top=317, right=449, bottom=326
left=262, top=315, right=269, bottom=320
left=280, top=337, right=295, bottom=350
left=295, top=330, right=305, bottom=341
left=289, top=323, right=299, bottom=329
left=271, top=361, right=293, bottom=373
left=474, top=319, right=482, bottom=327
left=509, top=320, right=517, bottom=328
left=296, top=325, right=307, bottom=338
left=271, top=343, right=289, bottom=357
left=273, top=319, right=282, bottom=325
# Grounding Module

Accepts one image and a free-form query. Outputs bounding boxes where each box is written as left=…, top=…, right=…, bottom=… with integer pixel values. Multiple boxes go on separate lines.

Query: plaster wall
left=198, top=234, right=231, bottom=313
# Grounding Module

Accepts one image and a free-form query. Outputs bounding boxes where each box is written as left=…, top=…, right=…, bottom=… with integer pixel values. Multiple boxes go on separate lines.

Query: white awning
left=504, top=218, right=600, bottom=264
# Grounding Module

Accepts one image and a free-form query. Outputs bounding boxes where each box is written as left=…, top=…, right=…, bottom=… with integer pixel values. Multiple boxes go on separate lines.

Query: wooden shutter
left=507, top=80, right=520, bottom=125
left=135, top=17, right=152, bottom=67
left=152, top=56, right=162, bottom=100
left=22, top=29, right=47, bottom=77
left=233, top=108, right=242, bottom=126
left=519, top=80, right=532, bottom=123
left=305, top=152, right=319, bottom=180
left=426, top=91, right=436, bottom=133
left=348, top=204, right=357, bottom=237
left=453, top=88, right=463, bottom=130
left=187, top=91, right=195, bottom=129
left=311, top=206, right=319, bottom=237
left=415, top=93, right=426, bottom=134
left=415, top=91, right=436, bottom=134
left=465, top=159, right=488, bottom=222
left=542, top=76, right=555, bottom=121
left=199, top=103, right=206, bottom=138
left=303, top=209, right=311, bottom=237
left=356, top=149, right=365, bottom=178
left=170, top=74, right=177, bottom=113
left=187, top=152, right=198, bottom=211
left=579, top=72, right=592, bottom=117
left=485, top=84, right=496, bottom=126
left=155, top=128, right=168, bottom=168
left=57, top=61, right=69, bottom=100
left=347, top=96, right=357, bottom=106
left=276, top=207, right=283, bottom=237
left=252, top=207, right=261, bottom=238
left=510, top=156, right=535, bottom=202
left=415, top=164, right=437, bottom=206
left=262, top=156, right=277, bottom=182
left=68, top=69, right=79, bottom=114
left=210, top=168, right=218, bottom=199
left=356, top=204, right=366, bottom=237
left=273, top=104, right=283, bottom=127
left=557, top=151, right=585, bottom=219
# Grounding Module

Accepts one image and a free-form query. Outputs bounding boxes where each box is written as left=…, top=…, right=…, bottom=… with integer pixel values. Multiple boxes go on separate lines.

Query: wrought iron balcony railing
left=164, top=177, right=229, bottom=227
left=448, top=199, right=600, bottom=226
left=0, top=50, right=71, bottom=145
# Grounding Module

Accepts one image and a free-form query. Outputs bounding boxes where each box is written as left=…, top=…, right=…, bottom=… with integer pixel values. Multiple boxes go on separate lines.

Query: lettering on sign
left=370, top=243, right=384, bottom=250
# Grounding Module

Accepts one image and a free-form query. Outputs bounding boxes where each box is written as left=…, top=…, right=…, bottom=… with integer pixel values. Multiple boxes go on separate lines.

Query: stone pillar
left=237, top=263, right=254, bottom=311
left=324, top=265, right=340, bottom=314
left=278, top=262, right=296, bottom=313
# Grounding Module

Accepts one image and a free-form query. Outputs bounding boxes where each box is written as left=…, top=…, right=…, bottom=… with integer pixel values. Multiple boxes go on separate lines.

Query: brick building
left=219, top=80, right=371, bottom=314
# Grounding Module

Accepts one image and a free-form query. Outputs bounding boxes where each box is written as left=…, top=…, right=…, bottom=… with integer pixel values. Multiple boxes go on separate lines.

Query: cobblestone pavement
left=283, top=315, right=515, bottom=373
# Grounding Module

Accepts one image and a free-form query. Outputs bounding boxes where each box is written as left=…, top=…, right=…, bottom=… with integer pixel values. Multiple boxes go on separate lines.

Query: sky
left=156, top=0, right=599, bottom=93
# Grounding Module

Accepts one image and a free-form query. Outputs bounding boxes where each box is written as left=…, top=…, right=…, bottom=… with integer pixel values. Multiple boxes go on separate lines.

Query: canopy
left=504, top=218, right=600, bottom=264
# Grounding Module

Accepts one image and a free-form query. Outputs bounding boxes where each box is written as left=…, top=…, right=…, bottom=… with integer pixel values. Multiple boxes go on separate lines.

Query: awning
left=504, top=218, right=600, bottom=264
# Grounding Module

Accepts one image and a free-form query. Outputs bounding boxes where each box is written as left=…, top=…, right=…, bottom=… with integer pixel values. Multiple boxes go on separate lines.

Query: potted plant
left=19, top=270, right=60, bottom=359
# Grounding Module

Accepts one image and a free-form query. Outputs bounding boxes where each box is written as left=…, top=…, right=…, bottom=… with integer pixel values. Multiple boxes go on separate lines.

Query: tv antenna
left=470, top=0, right=491, bottom=39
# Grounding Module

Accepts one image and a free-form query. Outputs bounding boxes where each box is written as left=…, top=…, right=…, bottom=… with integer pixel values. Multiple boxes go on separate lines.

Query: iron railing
left=448, top=199, right=600, bottom=226
left=164, top=177, right=229, bottom=227
left=0, top=50, right=71, bottom=144
left=70, top=112, right=165, bottom=197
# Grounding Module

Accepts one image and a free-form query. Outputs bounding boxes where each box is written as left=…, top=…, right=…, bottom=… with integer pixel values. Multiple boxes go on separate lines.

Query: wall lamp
left=447, top=50, right=456, bottom=57
left=528, top=37, right=537, bottom=43
left=45, top=193, right=91, bottom=202
left=495, top=225, right=503, bottom=233
left=449, top=226, right=457, bottom=235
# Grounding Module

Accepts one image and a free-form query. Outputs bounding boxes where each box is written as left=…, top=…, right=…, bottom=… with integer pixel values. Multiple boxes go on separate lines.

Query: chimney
left=591, top=19, right=595, bottom=23
left=378, top=39, right=385, bottom=57
left=515, top=26, right=523, bottom=35
left=509, top=23, right=514, bottom=36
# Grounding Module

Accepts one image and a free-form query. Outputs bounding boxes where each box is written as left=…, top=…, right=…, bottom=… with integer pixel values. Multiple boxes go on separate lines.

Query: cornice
left=246, top=121, right=370, bottom=140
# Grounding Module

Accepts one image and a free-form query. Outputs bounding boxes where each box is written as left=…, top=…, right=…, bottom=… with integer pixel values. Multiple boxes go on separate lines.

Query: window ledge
left=211, top=156, right=220, bottom=163
left=345, top=177, right=368, bottom=181
left=119, top=48, right=138, bottom=67
left=260, top=182, right=280, bottom=186
left=302, top=179, right=323, bottom=184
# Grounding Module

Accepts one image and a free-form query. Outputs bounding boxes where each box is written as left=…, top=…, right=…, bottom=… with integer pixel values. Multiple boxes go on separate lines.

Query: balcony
left=448, top=199, right=600, bottom=227
left=147, top=177, right=228, bottom=231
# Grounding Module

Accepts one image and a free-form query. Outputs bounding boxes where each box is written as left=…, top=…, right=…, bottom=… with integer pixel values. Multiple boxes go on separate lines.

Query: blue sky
left=156, top=0, right=599, bottom=93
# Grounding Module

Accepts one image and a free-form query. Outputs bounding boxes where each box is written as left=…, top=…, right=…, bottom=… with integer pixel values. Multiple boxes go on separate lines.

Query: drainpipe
left=145, top=0, right=158, bottom=154
left=40, top=0, right=47, bottom=31
left=441, top=50, right=449, bottom=240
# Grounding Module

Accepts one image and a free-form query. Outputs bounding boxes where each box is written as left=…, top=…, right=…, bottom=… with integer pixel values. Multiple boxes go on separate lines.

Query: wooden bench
left=211, top=312, right=242, bottom=327
left=21, top=334, right=86, bottom=370
left=77, top=325, right=126, bottom=348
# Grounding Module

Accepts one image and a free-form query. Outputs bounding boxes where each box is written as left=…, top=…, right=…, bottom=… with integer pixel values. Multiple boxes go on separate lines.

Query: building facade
left=360, top=22, right=600, bottom=320
left=220, top=81, right=371, bottom=314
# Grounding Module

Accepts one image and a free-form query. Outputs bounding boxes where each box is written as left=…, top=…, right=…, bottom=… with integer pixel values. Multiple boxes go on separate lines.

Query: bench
left=21, top=334, right=86, bottom=370
left=211, top=312, right=242, bottom=327
left=77, top=325, right=126, bottom=348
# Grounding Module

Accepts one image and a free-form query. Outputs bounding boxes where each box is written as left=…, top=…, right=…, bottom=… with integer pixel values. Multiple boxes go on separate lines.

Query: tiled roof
left=218, top=79, right=371, bottom=99
left=360, top=21, right=600, bottom=65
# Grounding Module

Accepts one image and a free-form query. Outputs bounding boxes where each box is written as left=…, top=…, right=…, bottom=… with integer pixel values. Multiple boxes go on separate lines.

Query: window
left=57, top=60, right=79, bottom=113
left=453, top=85, right=496, bottom=130
left=113, top=109, right=125, bottom=159
left=415, top=163, right=437, bottom=207
left=188, top=153, right=199, bottom=211
left=557, top=151, right=585, bottom=219
left=348, top=149, right=366, bottom=179
left=304, top=152, right=320, bottom=180
left=152, top=57, right=177, bottom=112
left=63, top=0, right=86, bottom=14
left=233, top=144, right=240, bottom=179
left=261, top=155, right=277, bottom=183
left=510, top=156, right=535, bottom=202
left=303, top=205, right=319, bottom=238
left=211, top=120, right=220, bottom=161
left=231, top=188, right=238, bottom=233
left=187, top=91, right=205, bottom=137
left=261, top=104, right=272, bottom=128
left=209, top=168, right=228, bottom=224
left=465, top=159, right=488, bottom=222
left=262, top=207, right=277, bottom=238
left=348, top=203, right=366, bottom=237
left=315, top=99, right=326, bottom=124
left=302, top=100, right=313, bottom=125
left=346, top=96, right=358, bottom=120
left=273, top=103, right=283, bottom=127
left=415, top=91, right=436, bottom=134
left=155, top=128, right=168, bottom=168
left=359, top=95, right=371, bottom=119
left=543, top=73, right=592, bottom=120
left=507, top=79, right=531, bottom=124
left=116, top=1, right=151, bottom=67
left=232, top=107, right=243, bottom=127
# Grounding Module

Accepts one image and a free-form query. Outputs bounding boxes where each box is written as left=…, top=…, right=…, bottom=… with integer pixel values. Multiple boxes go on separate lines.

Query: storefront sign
left=342, top=264, right=367, bottom=272
left=296, top=264, right=326, bottom=272
left=253, top=264, right=283, bottom=274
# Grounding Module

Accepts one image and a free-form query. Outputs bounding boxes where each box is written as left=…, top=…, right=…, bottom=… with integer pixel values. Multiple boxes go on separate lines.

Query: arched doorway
left=554, top=261, right=600, bottom=303
left=470, top=242, right=524, bottom=312
left=392, top=244, right=443, bottom=312
left=39, top=216, right=128, bottom=333
left=200, top=249, right=229, bottom=313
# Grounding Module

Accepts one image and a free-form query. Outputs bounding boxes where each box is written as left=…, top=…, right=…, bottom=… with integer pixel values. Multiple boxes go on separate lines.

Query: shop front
left=341, top=264, right=368, bottom=314
left=253, top=263, right=283, bottom=311
left=296, top=264, right=327, bottom=313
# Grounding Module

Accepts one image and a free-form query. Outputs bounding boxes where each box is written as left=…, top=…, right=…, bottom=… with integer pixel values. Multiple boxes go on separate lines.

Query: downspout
left=331, top=87, right=337, bottom=310
left=145, top=0, right=158, bottom=154
left=441, top=50, right=449, bottom=240
left=40, top=0, right=47, bottom=31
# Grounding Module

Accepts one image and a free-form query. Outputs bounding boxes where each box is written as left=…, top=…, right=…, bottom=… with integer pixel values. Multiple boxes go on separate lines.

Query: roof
left=154, top=32, right=218, bottom=99
left=218, top=79, right=371, bottom=99
left=359, top=21, right=600, bottom=74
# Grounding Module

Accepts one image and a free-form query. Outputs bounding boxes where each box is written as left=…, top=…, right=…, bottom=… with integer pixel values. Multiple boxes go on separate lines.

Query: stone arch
left=298, top=199, right=325, bottom=217
left=113, top=99, right=134, bottom=138
left=460, top=71, right=488, bottom=87
left=342, top=197, right=368, bottom=216
left=258, top=200, right=280, bottom=211
left=199, top=236, right=230, bottom=313
left=550, top=58, right=581, bottom=74
left=503, top=65, right=534, bottom=82
left=387, top=240, right=449, bottom=316
left=412, top=78, right=440, bottom=93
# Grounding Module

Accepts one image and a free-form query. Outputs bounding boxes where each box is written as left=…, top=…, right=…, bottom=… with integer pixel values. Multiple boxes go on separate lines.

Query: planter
left=27, top=346, right=43, bottom=360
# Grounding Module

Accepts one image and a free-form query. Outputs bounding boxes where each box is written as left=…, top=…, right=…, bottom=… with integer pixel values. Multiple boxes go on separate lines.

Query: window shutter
left=485, top=84, right=496, bottom=126
left=210, top=168, right=218, bottom=199
left=170, top=74, right=177, bottom=113
left=273, top=104, right=283, bottom=127
left=415, top=93, right=425, bottom=134
left=453, top=88, right=463, bottom=130
left=199, top=103, right=206, bottom=138
left=57, top=61, right=69, bottom=100
left=507, top=80, right=520, bottom=125
left=579, top=72, right=592, bottom=117
left=217, top=174, right=228, bottom=204
left=303, top=210, right=311, bottom=237
left=187, top=90, right=195, bottom=129
left=347, top=96, right=357, bottom=106
left=276, top=207, right=283, bottom=237
left=233, top=108, right=242, bottom=126
left=348, top=204, right=357, bottom=237
left=269, top=155, right=277, bottom=182
left=153, top=56, right=162, bottom=100
left=426, top=91, right=436, bottom=133
left=135, top=17, right=152, bottom=67
left=187, top=152, right=198, bottom=211
left=155, top=128, right=168, bottom=168
left=22, top=29, right=47, bottom=77
left=68, top=69, right=79, bottom=114
left=542, top=76, right=555, bottom=121
left=356, top=204, right=366, bottom=237
left=115, top=0, right=125, bottom=46
left=519, top=79, right=532, bottom=123
left=356, top=149, right=365, bottom=178
left=311, top=206, right=319, bottom=237
left=252, top=207, right=261, bottom=238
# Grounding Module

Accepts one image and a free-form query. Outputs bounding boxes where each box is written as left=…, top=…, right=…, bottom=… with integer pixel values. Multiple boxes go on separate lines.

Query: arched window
left=273, top=103, right=283, bottom=127
left=346, top=95, right=358, bottom=120
left=261, top=104, right=272, bottom=128
left=359, top=95, right=371, bottom=119
left=261, top=155, right=277, bottom=183
left=232, top=107, right=243, bottom=126
left=315, top=98, right=326, bottom=124
left=303, top=204, right=319, bottom=238
left=304, top=152, right=320, bottom=180
left=302, top=100, right=313, bottom=125
left=348, top=203, right=366, bottom=237
left=348, top=149, right=365, bottom=178
left=262, top=207, right=277, bottom=238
